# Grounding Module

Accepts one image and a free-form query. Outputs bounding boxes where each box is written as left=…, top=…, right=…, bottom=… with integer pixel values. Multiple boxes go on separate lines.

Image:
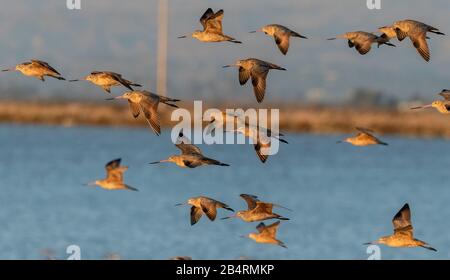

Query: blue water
left=0, top=124, right=449, bottom=260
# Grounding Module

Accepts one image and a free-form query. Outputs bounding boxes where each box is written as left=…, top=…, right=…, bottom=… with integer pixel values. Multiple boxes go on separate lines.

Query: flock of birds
left=2, top=7, right=449, bottom=255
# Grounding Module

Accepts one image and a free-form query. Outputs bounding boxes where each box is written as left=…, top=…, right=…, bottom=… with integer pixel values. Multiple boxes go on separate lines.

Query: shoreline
left=0, top=100, right=448, bottom=139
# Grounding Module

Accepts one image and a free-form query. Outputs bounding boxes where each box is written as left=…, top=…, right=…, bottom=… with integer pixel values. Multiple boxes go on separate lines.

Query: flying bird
left=207, top=111, right=288, bottom=163
left=69, top=71, right=141, bottom=93
left=337, top=127, right=388, bottom=146
left=223, top=58, right=286, bottom=103
left=178, top=8, right=241, bottom=43
left=175, top=196, right=234, bottom=225
left=250, top=24, right=307, bottom=55
left=364, top=203, right=436, bottom=251
left=86, top=158, right=138, bottom=191
left=328, top=31, right=396, bottom=55
left=222, top=194, right=290, bottom=222
left=107, top=90, right=179, bottom=135
left=2, top=59, right=65, bottom=81
left=244, top=221, right=287, bottom=248
left=392, top=19, right=444, bottom=61
left=150, top=133, right=230, bottom=168
left=411, top=89, right=450, bottom=114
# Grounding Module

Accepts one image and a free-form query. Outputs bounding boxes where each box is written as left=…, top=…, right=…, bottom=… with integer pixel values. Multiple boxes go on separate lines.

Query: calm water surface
left=0, top=124, right=448, bottom=260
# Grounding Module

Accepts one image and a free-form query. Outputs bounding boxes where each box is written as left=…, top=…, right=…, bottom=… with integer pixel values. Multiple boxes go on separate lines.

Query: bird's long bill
left=174, top=203, right=186, bottom=207
left=221, top=214, right=237, bottom=220
left=411, top=104, right=432, bottom=110
left=105, top=96, right=124, bottom=101
left=149, top=159, right=169, bottom=164
left=222, top=65, right=232, bottom=68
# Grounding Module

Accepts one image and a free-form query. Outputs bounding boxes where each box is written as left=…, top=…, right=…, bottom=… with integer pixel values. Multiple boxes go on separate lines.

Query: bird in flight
left=69, top=71, right=141, bottom=93
left=243, top=221, right=287, bottom=248
left=175, top=196, right=234, bottom=225
left=337, top=127, right=388, bottom=146
left=207, top=111, right=288, bottom=163
left=150, top=133, right=230, bottom=168
left=222, top=194, right=290, bottom=222
left=2, top=59, right=66, bottom=81
left=250, top=24, right=307, bottom=55
left=364, top=203, right=436, bottom=251
left=328, top=31, right=396, bottom=55
left=178, top=8, right=241, bottom=43
left=107, top=90, right=179, bottom=135
left=391, top=19, right=444, bottom=62
left=86, top=158, right=138, bottom=191
left=223, top=58, right=286, bottom=103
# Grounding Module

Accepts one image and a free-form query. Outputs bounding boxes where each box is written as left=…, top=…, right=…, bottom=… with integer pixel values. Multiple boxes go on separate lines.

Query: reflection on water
left=0, top=124, right=449, bottom=260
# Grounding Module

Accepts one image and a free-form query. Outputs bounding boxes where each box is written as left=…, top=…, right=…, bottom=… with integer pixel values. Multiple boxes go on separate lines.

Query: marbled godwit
left=364, top=203, right=436, bottom=251
left=328, top=31, right=396, bottom=55
left=175, top=196, right=234, bottom=225
left=250, top=24, right=307, bottom=55
left=69, top=71, right=141, bottom=93
left=223, top=59, right=286, bottom=103
left=87, top=158, right=138, bottom=191
left=107, top=90, right=179, bottom=135
left=222, top=194, right=290, bottom=222
left=2, top=59, right=65, bottom=81
left=207, top=112, right=288, bottom=163
left=178, top=8, right=241, bottom=43
left=411, top=89, right=450, bottom=114
left=392, top=19, right=444, bottom=62
left=337, top=127, right=388, bottom=146
left=150, top=133, right=230, bottom=168
left=244, top=221, right=287, bottom=248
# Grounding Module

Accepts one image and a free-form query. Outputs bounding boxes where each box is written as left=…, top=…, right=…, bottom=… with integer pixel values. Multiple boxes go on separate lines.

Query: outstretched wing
left=139, top=95, right=161, bottom=135
left=105, top=72, right=134, bottom=90
left=254, top=202, right=274, bottom=214
left=199, top=8, right=215, bottom=29
left=354, top=40, right=372, bottom=55
left=190, top=206, right=203, bottom=225
left=240, top=194, right=259, bottom=210
left=31, top=59, right=61, bottom=74
left=200, top=200, right=218, bottom=221
left=274, top=32, right=290, bottom=55
left=239, top=67, right=251, bottom=85
left=105, top=158, right=126, bottom=183
left=128, top=100, right=141, bottom=118
left=175, top=133, right=203, bottom=155
left=105, top=158, right=121, bottom=171
left=251, top=68, right=269, bottom=103
left=410, top=31, right=430, bottom=61
left=260, top=221, right=280, bottom=237
left=392, top=203, right=413, bottom=235
left=203, top=9, right=223, bottom=33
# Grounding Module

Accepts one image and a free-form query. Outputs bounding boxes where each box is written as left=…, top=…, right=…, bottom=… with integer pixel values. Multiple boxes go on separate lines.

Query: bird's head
left=247, top=233, right=257, bottom=241
left=191, top=31, right=202, bottom=39
left=432, top=100, right=442, bottom=108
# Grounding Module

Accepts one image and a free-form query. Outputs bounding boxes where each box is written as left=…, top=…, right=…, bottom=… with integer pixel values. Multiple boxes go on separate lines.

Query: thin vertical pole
left=157, top=0, right=168, bottom=96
